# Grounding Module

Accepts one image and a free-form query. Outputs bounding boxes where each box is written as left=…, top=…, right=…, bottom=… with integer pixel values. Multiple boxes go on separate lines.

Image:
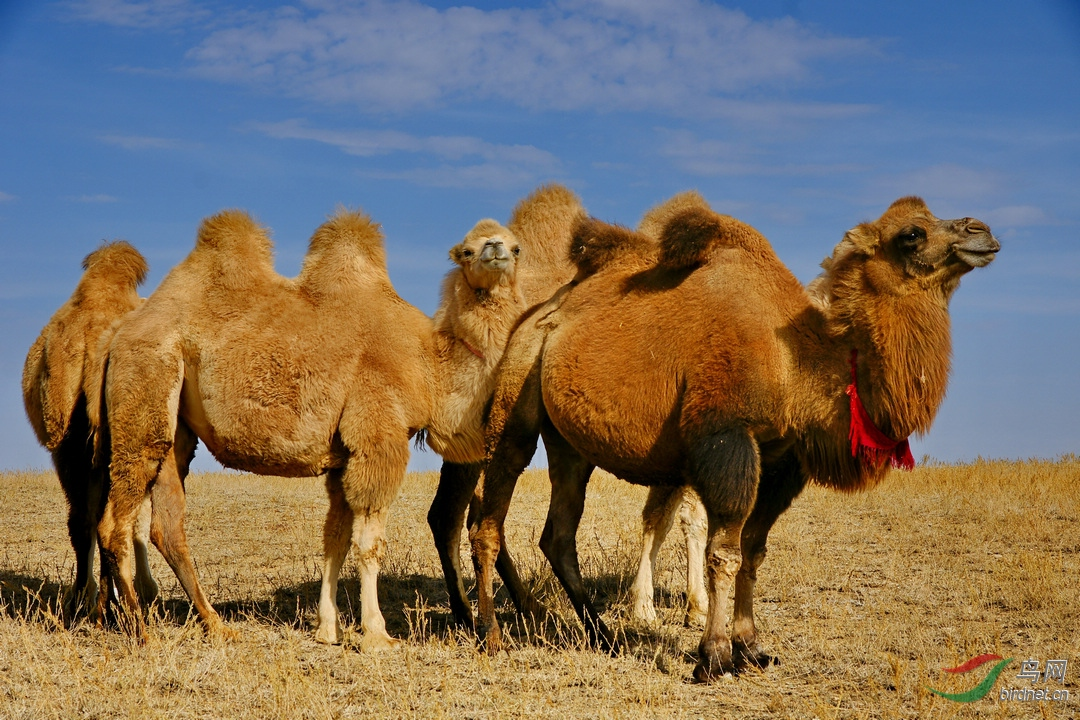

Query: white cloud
left=0, top=191, right=14, bottom=202
left=63, top=0, right=209, bottom=28
left=180, top=0, right=874, bottom=115
left=254, top=119, right=558, bottom=167
left=879, top=163, right=1006, bottom=204
left=658, top=128, right=864, bottom=176
left=981, top=205, right=1054, bottom=228
left=253, top=119, right=560, bottom=188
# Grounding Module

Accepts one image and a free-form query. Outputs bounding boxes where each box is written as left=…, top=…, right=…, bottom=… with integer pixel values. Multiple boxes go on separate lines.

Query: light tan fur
left=21, top=242, right=158, bottom=618
left=96, top=202, right=554, bottom=646
left=470, top=196, right=998, bottom=680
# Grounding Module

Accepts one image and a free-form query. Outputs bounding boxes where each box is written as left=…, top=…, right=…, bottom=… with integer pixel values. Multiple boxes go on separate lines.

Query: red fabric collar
left=846, top=349, right=915, bottom=471
left=459, top=337, right=486, bottom=360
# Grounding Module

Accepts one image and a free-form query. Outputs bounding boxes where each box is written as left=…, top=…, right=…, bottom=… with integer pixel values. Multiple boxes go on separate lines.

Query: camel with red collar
left=470, top=196, right=998, bottom=681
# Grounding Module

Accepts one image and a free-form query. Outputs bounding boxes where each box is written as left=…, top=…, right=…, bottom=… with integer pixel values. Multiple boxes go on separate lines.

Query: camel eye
left=896, top=227, right=925, bottom=252
left=462, top=249, right=474, bottom=258
left=512, top=246, right=520, bottom=256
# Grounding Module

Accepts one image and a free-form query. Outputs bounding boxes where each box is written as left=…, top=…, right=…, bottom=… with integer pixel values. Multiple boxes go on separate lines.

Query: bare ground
left=0, top=457, right=1077, bottom=719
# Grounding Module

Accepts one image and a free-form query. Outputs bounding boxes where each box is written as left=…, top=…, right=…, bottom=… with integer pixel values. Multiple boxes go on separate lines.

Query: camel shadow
left=0, top=566, right=696, bottom=667
left=0, top=569, right=66, bottom=620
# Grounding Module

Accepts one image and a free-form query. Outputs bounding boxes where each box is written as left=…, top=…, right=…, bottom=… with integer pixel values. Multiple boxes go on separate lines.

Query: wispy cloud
left=659, top=128, right=865, bottom=176
left=71, top=194, right=120, bottom=203
left=175, top=0, right=874, bottom=116
left=0, top=191, right=14, bottom=202
left=99, top=134, right=191, bottom=150
left=253, top=119, right=560, bottom=188
left=63, top=0, right=209, bottom=28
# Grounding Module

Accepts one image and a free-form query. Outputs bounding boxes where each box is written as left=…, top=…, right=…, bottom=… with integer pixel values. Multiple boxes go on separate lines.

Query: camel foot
left=683, top=607, right=708, bottom=628
left=62, top=582, right=99, bottom=625
left=360, top=630, right=401, bottom=652
left=631, top=598, right=658, bottom=624
left=314, top=621, right=343, bottom=645
left=476, top=621, right=503, bottom=656
left=584, top=618, right=618, bottom=656
left=205, top=618, right=239, bottom=642
left=733, top=639, right=778, bottom=671
left=693, top=640, right=735, bottom=683
left=134, top=578, right=160, bottom=607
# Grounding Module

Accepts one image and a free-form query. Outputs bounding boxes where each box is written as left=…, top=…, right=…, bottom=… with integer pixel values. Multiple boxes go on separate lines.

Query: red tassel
left=847, top=349, right=915, bottom=471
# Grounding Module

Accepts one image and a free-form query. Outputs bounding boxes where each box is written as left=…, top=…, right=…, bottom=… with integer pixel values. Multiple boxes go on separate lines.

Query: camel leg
left=679, top=490, right=709, bottom=627
left=97, top=458, right=156, bottom=638
left=469, top=374, right=544, bottom=653
left=428, top=461, right=481, bottom=628
left=316, top=470, right=352, bottom=645
left=732, top=450, right=805, bottom=670
left=537, top=424, right=610, bottom=652
left=687, top=426, right=760, bottom=682
left=629, top=485, right=682, bottom=624
left=146, top=424, right=228, bottom=637
left=53, top=412, right=103, bottom=620
left=321, top=430, right=409, bottom=650
left=132, top=493, right=159, bottom=605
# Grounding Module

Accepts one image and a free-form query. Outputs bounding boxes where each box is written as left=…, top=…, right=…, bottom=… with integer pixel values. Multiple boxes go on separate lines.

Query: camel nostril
left=964, top=219, right=992, bottom=235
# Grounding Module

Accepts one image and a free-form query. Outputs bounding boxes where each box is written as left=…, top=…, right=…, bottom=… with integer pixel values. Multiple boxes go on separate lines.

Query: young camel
left=470, top=197, right=998, bottom=681
left=427, top=183, right=583, bottom=628
left=97, top=207, right=533, bottom=646
left=21, top=241, right=159, bottom=618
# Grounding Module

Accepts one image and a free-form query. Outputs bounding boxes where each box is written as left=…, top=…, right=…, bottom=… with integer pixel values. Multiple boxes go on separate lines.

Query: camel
left=427, top=184, right=583, bottom=628
left=469, top=196, right=999, bottom=681
left=95, top=199, right=570, bottom=646
left=21, top=241, right=159, bottom=619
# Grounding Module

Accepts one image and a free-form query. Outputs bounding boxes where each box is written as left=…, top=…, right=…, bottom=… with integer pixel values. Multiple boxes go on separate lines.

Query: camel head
left=450, top=219, right=521, bottom=296
left=810, top=197, right=999, bottom=308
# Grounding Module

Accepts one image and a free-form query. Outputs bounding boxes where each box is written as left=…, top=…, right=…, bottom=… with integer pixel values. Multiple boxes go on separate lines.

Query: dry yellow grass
left=0, top=457, right=1077, bottom=718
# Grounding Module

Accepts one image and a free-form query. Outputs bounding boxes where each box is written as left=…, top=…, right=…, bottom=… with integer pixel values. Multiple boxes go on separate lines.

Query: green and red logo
left=927, top=654, right=1014, bottom=703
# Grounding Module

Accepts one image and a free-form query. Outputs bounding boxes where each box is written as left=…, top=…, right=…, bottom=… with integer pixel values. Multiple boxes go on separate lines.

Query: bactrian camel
left=428, top=184, right=583, bottom=628
left=22, top=241, right=159, bottom=619
left=469, top=196, right=998, bottom=681
left=96, top=201, right=566, bottom=646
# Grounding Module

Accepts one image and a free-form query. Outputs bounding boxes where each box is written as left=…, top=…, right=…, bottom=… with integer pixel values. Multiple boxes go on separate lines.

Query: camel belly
left=541, top=339, right=684, bottom=483
left=179, top=366, right=344, bottom=477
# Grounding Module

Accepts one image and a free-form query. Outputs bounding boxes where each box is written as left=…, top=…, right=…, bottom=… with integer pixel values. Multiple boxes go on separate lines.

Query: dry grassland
left=0, top=457, right=1077, bottom=719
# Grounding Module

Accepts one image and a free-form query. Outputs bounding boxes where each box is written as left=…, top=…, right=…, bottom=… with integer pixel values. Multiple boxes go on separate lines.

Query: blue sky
left=1, top=0, right=1077, bottom=473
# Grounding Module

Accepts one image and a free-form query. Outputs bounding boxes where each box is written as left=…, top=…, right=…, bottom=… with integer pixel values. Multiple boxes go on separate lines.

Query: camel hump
left=195, top=209, right=273, bottom=258
left=656, top=206, right=767, bottom=269
left=508, top=184, right=585, bottom=301
left=638, top=190, right=712, bottom=240
left=298, top=208, right=389, bottom=292
left=569, top=216, right=654, bottom=278
left=80, top=240, right=149, bottom=290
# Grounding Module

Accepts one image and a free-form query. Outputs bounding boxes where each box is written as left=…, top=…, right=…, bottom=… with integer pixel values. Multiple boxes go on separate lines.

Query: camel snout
left=480, top=238, right=511, bottom=264
left=952, top=227, right=1000, bottom=268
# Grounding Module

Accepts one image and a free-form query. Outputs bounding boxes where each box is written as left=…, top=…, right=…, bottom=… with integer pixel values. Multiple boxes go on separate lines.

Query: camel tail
left=569, top=216, right=654, bottom=278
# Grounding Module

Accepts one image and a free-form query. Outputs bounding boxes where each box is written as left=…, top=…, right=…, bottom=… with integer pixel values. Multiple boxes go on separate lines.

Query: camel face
left=450, top=219, right=521, bottom=293
left=842, top=197, right=999, bottom=297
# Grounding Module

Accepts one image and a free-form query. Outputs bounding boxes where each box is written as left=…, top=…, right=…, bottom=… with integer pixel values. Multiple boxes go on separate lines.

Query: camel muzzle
left=480, top=239, right=511, bottom=267
left=952, top=232, right=1000, bottom=268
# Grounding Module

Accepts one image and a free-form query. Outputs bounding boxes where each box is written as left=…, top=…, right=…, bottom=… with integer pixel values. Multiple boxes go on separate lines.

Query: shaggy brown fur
left=21, top=242, right=158, bottom=618
left=470, top=197, right=998, bottom=681
left=428, top=184, right=584, bottom=628
left=96, top=204, right=553, bottom=646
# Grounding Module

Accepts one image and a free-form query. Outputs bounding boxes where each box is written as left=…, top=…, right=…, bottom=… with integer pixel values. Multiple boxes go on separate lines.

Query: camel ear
left=842, top=225, right=878, bottom=254
left=449, top=244, right=470, bottom=266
